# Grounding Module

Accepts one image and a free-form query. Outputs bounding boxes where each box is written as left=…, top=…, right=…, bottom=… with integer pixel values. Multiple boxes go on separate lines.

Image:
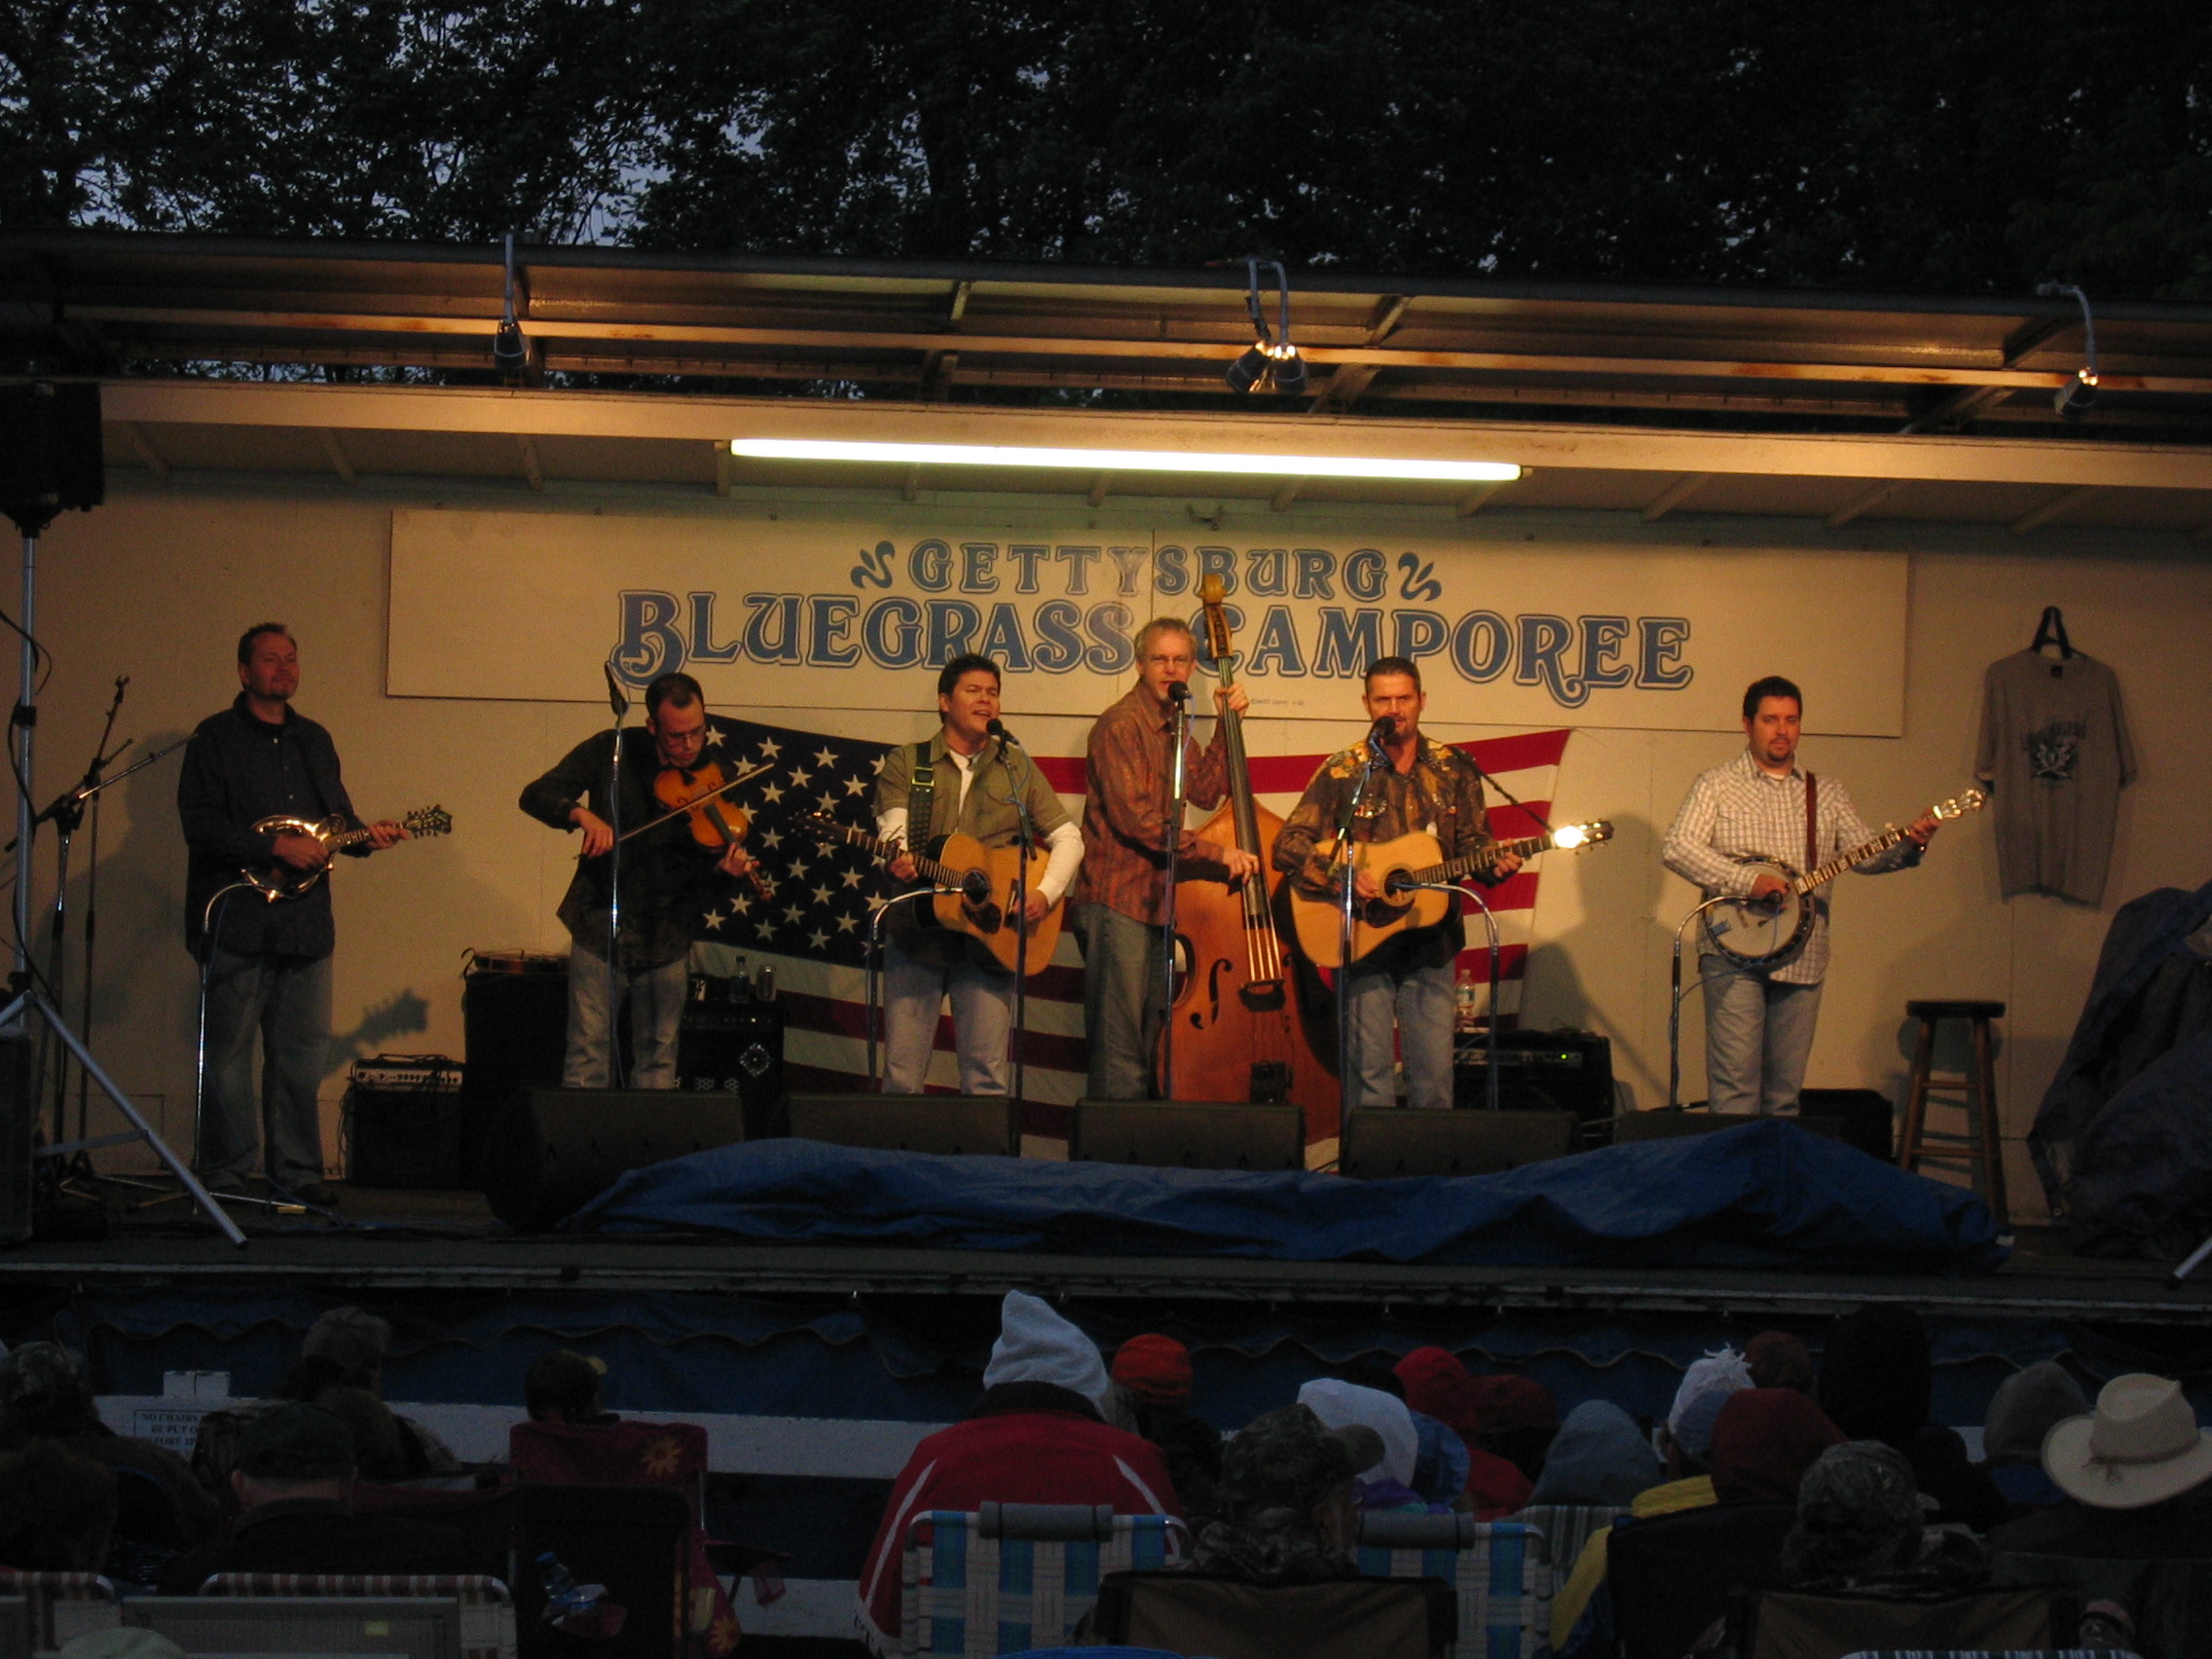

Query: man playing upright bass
left=1274, top=657, right=1522, bottom=1111
left=1073, top=617, right=1258, bottom=1101
left=873, top=653, right=1083, bottom=1094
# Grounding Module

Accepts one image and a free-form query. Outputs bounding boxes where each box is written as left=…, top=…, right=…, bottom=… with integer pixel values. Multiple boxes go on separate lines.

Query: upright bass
left=1158, top=575, right=1339, bottom=1147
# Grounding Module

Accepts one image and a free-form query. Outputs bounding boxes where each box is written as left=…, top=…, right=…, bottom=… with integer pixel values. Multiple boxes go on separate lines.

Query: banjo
left=1699, top=788, right=1984, bottom=969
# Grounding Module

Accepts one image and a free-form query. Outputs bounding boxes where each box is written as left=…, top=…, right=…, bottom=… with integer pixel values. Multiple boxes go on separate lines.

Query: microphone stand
left=995, top=730, right=1040, bottom=1107
left=1158, top=683, right=1191, bottom=1100
left=601, top=660, right=629, bottom=1089
left=1394, top=877, right=1500, bottom=1112
left=866, top=889, right=937, bottom=1089
left=1668, top=897, right=1736, bottom=1112
left=1334, top=729, right=1388, bottom=1135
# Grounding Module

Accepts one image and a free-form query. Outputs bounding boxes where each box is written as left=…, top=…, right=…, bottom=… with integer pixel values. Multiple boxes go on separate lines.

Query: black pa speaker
left=0, top=1037, right=31, bottom=1243
left=1341, top=1107, right=1577, bottom=1178
left=0, top=383, right=103, bottom=535
left=1455, top=1028, right=1615, bottom=1122
left=788, top=1093, right=1018, bottom=1158
left=1798, top=1088, right=1896, bottom=1161
left=1071, top=1099, right=1304, bottom=1171
left=482, top=1087, right=757, bottom=1232
left=1612, top=1107, right=1842, bottom=1145
left=459, top=956, right=570, bottom=1183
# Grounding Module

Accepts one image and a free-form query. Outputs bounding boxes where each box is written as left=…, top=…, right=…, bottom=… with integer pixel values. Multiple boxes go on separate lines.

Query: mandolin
left=1289, top=821, right=1613, bottom=968
left=798, top=814, right=1060, bottom=977
left=242, top=804, right=452, bottom=900
left=1161, top=576, right=1338, bottom=1144
left=1699, top=789, right=1984, bottom=969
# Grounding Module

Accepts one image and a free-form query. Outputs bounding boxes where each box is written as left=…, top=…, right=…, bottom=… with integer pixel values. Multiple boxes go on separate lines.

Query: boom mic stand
left=1393, top=877, right=1502, bottom=1112
left=1668, top=897, right=1736, bottom=1112
left=600, top=658, right=629, bottom=1089
left=994, top=724, right=1040, bottom=1107
left=1158, top=682, right=1191, bottom=1099
left=1332, top=728, right=1388, bottom=1138
left=2, top=500, right=242, bottom=1246
left=866, top=890, right=935, bottom=1088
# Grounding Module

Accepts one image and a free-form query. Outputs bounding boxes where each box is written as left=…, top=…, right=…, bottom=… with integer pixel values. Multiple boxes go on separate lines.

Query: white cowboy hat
left=2044, top=1373, right=2212, bottom=1509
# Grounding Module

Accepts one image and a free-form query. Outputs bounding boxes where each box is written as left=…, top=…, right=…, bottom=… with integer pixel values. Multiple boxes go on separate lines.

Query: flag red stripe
left=1038, top=730, right=1567, bottom=800
left=1460, top=729, right=1573, bottom=773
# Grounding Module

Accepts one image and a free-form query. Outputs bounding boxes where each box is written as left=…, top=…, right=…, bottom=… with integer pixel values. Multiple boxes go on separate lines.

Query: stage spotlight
left=1225, top=257, right=1307, bottom=396
left=493, top=230, right=531, bottom=385
left=2036, top=281, right=2098, bottom=424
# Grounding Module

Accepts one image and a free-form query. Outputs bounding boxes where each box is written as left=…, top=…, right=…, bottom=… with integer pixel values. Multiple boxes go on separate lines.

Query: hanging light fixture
left=1226, top=257, right=1306, bottom=396
left=2036, top=281, right=2099, bottom=422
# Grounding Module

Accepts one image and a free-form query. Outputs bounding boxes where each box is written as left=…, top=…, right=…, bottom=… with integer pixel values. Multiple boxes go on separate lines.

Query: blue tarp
left=567, top=1119, right=2009, bottom=1274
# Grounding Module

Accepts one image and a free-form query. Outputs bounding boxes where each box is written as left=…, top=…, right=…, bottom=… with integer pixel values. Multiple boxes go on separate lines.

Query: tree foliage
left=5, top=0, right=2211, bottom=297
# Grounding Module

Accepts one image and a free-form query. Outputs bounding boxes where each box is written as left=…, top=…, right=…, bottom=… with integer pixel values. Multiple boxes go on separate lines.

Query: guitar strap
left=1804, top=770, right=1820, bottom=882
left=905, top=740, right=938, bottom=847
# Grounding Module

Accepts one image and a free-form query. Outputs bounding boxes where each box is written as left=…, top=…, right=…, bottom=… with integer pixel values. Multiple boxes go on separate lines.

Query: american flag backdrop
left=685, top=717, right=1574, bottom=1105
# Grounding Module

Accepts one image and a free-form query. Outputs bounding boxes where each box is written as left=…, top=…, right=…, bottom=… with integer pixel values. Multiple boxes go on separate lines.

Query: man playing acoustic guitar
left=1662, top=675, right=1938, bottom=1116
left=1274, top=657, right=1523, bottom=1111
left=874, top=654, right=1084, bottom=1095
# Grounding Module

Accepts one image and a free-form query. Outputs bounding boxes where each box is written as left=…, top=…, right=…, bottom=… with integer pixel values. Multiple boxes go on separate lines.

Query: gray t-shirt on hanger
left=1973, top=649, right=2135, bottom=903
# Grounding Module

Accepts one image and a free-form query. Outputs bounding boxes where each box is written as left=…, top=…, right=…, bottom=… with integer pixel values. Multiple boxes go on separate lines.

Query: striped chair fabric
left=0, top=1570, right=123, bottom=1651
left=901, top=1505, right=1185, bottom=1658
left=1508, top=1505, right=1629, bottom=1590
left=1355, top=1516, right=1552, bottom=1659
left=1837, top=1652, right=2144, bottom=1658
left=199, top=1571, right=517, bottom=1659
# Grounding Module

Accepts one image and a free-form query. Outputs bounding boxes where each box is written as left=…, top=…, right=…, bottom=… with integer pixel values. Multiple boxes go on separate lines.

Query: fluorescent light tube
left=728, top=437, right=1519, bottom=484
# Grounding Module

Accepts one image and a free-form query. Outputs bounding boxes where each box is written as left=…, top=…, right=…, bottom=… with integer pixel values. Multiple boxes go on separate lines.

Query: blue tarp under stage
left=567, top=1120, right=2009, bottom=1275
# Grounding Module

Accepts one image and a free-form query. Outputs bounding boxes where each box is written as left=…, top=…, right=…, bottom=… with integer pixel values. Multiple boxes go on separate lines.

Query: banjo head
left=1700, top=858, right=1813, bottom=968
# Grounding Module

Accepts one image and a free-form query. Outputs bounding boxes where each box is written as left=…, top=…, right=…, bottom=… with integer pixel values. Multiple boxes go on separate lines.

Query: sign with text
left=388, top=508, right=1905, bottom=733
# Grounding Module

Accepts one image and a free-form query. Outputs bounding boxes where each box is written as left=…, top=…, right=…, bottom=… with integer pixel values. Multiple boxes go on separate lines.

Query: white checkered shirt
left=1662, top=748, right=1919, bottom=984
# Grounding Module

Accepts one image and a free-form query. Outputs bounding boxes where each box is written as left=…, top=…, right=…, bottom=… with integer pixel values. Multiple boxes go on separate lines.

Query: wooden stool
left=1896, top=998, right=2007, bottom=1225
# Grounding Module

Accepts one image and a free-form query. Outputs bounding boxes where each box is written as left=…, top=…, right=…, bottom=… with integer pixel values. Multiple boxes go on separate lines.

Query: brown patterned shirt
left=1073, top=682, right=1233, bottom=926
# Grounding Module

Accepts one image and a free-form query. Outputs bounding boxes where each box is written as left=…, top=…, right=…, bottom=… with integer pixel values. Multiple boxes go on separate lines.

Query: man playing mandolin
left=520, top=671, right=758, bottom=1090
left=178, top=623, right=405, bottom=1203
left=1275, top=658, right=1523, bottom=1111
left=1662, top=675, right=1938, bottom=1116
left=873, top=654, right=1084, bottom=1094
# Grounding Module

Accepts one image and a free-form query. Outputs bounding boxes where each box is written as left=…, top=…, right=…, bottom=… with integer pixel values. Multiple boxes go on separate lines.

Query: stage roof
left=8, top=229, right=2212, bottom=535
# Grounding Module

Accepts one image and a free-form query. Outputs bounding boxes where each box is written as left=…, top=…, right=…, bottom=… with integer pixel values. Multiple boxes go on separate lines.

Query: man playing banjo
left=1662, top=675, right=1939, bottom=1116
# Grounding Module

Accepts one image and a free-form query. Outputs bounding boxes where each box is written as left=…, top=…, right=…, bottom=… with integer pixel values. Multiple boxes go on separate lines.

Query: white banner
left=388, top=508, right=1906, bottom=734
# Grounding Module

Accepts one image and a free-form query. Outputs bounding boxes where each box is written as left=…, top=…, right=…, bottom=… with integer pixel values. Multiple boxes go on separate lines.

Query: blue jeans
left=882, top=931, right=1014, bottom=1094
left=1701, top=955, right=1825, bottom=1115
left=564, top=940, right=689, bottom=1088
left=198, top=948, right=332, bottom=1190
left=1346, top=956, right=1456, bottom=1109
left=1074, top=903, right=1164, bottom=1100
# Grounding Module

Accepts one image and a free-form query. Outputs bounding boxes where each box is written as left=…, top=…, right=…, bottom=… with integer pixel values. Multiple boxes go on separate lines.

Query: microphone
left=986, top=718, right=1019, bottom=750
left=1367, top=715, right=1394, bottom=756
left=603, top=659, right=631, bottom=719
left=1166, top=682, right=1191, bottom=705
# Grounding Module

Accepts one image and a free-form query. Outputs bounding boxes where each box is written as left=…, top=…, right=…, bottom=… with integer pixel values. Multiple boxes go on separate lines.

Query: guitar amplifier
left=342, top=1054, right=467, bottom=1188
left=678, top=989, right=786, bottom=1127
left=1454, top=1028, right=1614, bottom=1124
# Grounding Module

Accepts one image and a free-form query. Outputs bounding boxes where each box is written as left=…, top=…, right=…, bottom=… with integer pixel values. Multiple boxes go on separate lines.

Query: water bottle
left=756, top=964, right=775, bottom=1002
left=537, top=1551, right=603, bottom=1621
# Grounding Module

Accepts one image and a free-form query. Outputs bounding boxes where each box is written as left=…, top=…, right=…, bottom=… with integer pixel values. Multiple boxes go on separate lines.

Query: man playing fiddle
left=873, top=654, right=1084, bottom=1094
left=520, top=671, right=757, bottom=1088
left=1274, top=657, right=1522, bottom=1111
left=1072, top=617, right=1260, bottom=1101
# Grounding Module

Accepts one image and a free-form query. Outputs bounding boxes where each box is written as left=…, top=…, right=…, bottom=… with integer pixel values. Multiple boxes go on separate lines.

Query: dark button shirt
left=158, top=1496, right=489, bottom=1593
left=176, top=694, right=363, bottom=958
left=519, top=727, right=736, bottom=970
left=1071, top=683, right=1231, bottom=927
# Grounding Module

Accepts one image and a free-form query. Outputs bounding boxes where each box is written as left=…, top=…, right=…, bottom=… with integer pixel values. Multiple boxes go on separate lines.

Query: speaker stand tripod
left=5, top=510, right=243, bottom=1246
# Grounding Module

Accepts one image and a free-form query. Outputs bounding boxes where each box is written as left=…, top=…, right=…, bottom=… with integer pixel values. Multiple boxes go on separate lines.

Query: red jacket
left=858, top=1408, right=1184, bottom=1652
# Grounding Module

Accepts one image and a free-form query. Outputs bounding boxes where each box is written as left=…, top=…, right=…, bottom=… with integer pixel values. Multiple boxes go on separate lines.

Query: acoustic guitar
left=799, top=814, right=1060, bottom=977
left=1289, top=821, right=1612, bottom=968
left=243, top=804, right=452, bottom=900
left=1698, top=788, right=1984, bottom=969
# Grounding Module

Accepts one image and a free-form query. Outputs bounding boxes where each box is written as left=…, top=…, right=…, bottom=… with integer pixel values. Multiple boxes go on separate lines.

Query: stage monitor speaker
left=1341, top=1107, right=1576, bottom=1179
left=1454, top=1028, right=1615, bottom=1123
left=788, top=1093, right=1018, bottom=1159
left=482, top=1087, right=756, bottom=1232
left=1070, top=1099, right=1303, bottom=1171
left=0, top=1037, right=31, bottom=1243
left=459, top=955, right=569, bottom=1183
left=1612, top=1108, right=1842, bottom=1145
left=0, top=383, right=103, bottom=534
left=1798, top=1088, right=1895, bottom=1161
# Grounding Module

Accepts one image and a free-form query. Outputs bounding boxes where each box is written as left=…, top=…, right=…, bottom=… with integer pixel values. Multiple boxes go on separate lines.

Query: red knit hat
left=1111, top=1334, right=1194, bottom=1405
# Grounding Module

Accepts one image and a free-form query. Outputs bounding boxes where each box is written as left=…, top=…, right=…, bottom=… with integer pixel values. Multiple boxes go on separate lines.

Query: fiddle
left=650, top=760, right=774, bottom=899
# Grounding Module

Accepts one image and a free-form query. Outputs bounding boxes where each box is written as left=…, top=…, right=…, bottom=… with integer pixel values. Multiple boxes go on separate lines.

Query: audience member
left=1707, top=1388, right=1844, bottom=1504
left=1109, top=1335, right=1222, bottom=1523
left=1465, top=1374, right=1558, bottom=1483
left=160, top=1404, right=485, bottom=1591
left=0, top=1438, right=118, bottom=1569
left=1816, top=1306, right=2005, bottom=1531
left=1551, top=1346, right=1748, bottom=1649
left=1978, top=1360, right=2089, bottom=1514
left=525, top=1348, right=615, bottom=1425
left=1780, top=1440, right=1984, bottom=1589
left=856, top=1292, right=1182, bottom=1656
left=1744, top=1330, right=1817, bottom=1394
left=1529, top=1401, right=1664, bottom=1508
left=0, top=1342, right=219, bottom=1561
left=192, top=1305, right=461, bottom=1492
left=57, top=1632, right=189, bottom=1659
left=1295, top=1379, right=1433, bottom=1511
left=1389, top=1347, right=1536, bottom=1516
left=1187, top=1405, right=1379, bottom=1585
